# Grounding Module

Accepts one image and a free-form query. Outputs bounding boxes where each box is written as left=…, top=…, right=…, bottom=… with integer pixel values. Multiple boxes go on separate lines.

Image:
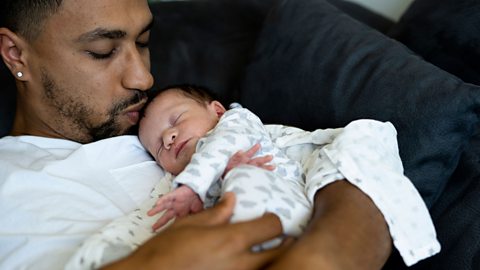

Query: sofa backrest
left=0, top=0, right=392, bottom=138
left=0, top=62, right=15, bottom=137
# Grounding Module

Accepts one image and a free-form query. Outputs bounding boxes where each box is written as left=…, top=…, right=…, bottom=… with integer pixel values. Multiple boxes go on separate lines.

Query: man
left=0, top=0, right=411, bottom=269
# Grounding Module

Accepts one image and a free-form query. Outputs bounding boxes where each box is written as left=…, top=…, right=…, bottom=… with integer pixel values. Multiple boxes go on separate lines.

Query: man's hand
left=103, top=193, right=288, bottom=270
left=223, top=143, right=275, bottom=178
left=148, top=185, right=203, bottom=231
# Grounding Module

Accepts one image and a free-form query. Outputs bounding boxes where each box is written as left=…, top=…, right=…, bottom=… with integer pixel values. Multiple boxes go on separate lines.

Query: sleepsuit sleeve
left=173, top=108, right=269, bottom=202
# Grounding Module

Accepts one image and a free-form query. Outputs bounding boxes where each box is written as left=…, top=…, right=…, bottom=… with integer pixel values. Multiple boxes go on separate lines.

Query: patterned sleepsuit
left=173, top=107, right=312, bottom=236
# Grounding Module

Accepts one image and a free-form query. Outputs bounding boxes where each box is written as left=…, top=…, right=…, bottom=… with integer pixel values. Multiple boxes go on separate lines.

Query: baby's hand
left=223, top=143, right=275, bottom=178
left=148, top=185, right=204, bottom=231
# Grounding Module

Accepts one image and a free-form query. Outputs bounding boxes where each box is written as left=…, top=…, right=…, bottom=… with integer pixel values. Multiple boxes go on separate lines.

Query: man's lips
left=126, top=111, right=140, bottom=124
left=125, top=98, right=148, bottom=113
left=125, top=99, right=148, bottom=124
left=175, top=139, right=190, bottom=158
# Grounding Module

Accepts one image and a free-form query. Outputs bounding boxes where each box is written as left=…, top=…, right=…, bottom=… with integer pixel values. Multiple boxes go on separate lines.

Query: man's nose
left=121, top=47, right=154, bottom=92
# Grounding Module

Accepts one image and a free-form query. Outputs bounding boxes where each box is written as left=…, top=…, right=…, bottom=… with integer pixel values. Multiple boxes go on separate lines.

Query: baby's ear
left=210, top=100, right=226, bottom=117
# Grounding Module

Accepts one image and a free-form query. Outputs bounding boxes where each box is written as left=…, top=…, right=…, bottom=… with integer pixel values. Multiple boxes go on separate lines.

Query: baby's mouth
left=175, top=139, right=189, bottom=158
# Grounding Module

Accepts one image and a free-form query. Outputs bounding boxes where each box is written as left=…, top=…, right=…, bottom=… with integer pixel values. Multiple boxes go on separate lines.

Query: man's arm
left=102, top=193, right=288, bottom=270
left=267, top=180, right=392, bottom=270
left=102, top=182, right=390, bottom=270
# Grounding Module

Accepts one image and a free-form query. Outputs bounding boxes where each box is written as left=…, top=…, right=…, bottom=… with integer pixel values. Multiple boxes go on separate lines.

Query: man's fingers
left=239, top=235, right=294, bottom=270
left=179, top=192, right=236, bottom=226
left=230, top=213, right=283, bottom=246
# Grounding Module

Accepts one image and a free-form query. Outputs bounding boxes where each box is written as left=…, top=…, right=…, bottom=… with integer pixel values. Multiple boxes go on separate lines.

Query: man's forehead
left=49, top=0, right=151, bottom=39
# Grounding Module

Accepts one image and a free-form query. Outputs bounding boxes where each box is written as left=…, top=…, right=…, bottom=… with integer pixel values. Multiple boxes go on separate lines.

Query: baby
left=138, top=85, right=312, bottom=237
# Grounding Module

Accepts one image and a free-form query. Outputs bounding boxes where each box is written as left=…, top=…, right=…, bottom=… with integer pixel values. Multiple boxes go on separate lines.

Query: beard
left=88, top=91, right=147, bottom=141
left=41, top=69, right=147, bottom=142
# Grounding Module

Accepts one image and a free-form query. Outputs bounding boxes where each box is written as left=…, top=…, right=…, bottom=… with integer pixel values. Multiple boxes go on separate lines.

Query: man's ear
left=210, top=100, right=226, bottom=118
left=0, top=27, right=29, bottom=81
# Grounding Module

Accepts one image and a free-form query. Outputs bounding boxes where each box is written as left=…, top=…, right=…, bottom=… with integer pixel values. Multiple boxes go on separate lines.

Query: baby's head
left=139, top=85, right=226, bottom=175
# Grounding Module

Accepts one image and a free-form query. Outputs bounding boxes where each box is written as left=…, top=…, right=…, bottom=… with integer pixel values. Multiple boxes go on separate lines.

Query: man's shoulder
left=0, top=135, right=151, bottom=170
left=0, top=135, right=80, bottom=149
left=0, top=135, right=80, bottom=160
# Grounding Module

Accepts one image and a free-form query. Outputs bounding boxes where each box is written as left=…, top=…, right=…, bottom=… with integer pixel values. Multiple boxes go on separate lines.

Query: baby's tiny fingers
left=249, top=155, right=273, bottom=165
left=245, top=143, right=261, bottom=157
left=262, top=164, right=276, bottom=171
left=147, top=207, right=158, bottom=216
left=147, top=203, right=168, bottom=216
left=152, top=210, right=175, bottom=231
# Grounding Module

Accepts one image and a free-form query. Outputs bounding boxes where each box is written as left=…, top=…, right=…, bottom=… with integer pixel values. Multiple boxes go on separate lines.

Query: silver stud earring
left=16, top=71, right=23, bottom=78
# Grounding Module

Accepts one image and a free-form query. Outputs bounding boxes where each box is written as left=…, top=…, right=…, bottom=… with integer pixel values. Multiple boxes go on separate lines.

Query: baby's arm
left=173, top=108, right=268, bottom=202
left=149, top=143, right=274, bottom=230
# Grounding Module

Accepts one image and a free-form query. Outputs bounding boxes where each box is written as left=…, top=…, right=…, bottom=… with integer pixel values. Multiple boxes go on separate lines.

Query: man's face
left=25, top=0, right=154, bottom=143
left=139, top=90, right=223, bottom=175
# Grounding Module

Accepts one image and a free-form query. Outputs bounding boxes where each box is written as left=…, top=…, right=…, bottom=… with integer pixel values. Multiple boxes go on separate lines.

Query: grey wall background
left=148, top=0, right=413, bottom=21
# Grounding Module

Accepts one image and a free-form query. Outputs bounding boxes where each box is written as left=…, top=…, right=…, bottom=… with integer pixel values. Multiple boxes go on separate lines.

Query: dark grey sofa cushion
left=389, top=0, right=480, bottom=86
left=148, top=0, right=276, bottom=105
left=240, top=0, right=480, bottom=209
left=0, top=63, right=15, bottom=137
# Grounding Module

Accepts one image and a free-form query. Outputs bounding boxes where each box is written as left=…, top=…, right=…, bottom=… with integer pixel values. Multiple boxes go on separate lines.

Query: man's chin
left=123, top=123, right=139, bottom=136
left=88, top=119, right=136, bottom=141
left=117, top=113, right=141, bottom=136
left=112, top=120, right=139, bottom=136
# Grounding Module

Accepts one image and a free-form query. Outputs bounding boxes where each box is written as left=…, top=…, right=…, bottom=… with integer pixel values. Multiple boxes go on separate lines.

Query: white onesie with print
left=173, top=107, right=312, bottom=236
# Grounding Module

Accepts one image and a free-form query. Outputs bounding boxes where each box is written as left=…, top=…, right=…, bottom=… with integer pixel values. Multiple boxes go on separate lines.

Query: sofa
left=1, top=0, right=479, bottom=269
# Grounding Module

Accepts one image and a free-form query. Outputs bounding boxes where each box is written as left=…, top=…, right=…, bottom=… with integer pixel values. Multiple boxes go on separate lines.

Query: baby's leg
left=222, top=165, right=311, bottom=237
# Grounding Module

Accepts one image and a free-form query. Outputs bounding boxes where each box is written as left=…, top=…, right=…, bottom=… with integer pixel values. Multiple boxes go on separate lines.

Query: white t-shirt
left=0, top=135, right=163, bottom=270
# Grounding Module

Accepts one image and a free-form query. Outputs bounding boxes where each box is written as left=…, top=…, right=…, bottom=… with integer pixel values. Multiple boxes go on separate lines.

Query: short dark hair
left=150, top=84, right=221, bottom=105
left=0, top=0, right=64, bottom=41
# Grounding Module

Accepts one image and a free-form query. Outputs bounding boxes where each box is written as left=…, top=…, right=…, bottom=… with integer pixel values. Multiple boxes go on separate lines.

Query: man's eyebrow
left=76, top=18, right=153, bottom=43
left=76, top=28, right=127, bottom=43
left=141, top=18, right=154, bottom=35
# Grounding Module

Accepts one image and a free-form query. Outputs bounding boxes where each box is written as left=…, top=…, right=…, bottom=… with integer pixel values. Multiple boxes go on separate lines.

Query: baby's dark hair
left=167, top=84, right=217, bottom=105
left=149, top=84, right=223, bottom=105
left=142, top=84, right=223, bottom=117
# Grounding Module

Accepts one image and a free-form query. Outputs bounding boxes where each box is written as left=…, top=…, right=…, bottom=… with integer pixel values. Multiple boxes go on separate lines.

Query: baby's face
left=139, top=89, right=224, bottom=175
